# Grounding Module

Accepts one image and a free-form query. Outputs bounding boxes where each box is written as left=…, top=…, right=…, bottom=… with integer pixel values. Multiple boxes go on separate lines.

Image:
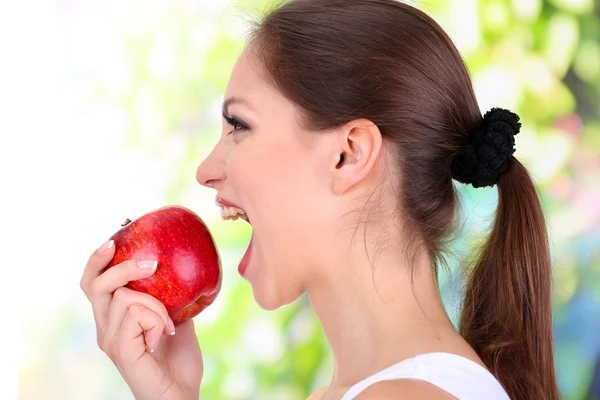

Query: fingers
left=120, top=303, right=165, bottom=357
left=80, top=239, right=116, bottom=300
left=105, top=287, right=175, bottom=344
left=89, top=258, right=158, bottom=343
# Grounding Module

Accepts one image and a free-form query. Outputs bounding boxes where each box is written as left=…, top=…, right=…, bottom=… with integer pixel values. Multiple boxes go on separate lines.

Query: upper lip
left=216, top=196, right=244, bottom=210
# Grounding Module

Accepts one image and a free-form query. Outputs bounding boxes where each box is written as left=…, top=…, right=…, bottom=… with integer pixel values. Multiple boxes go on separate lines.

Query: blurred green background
left=8, top=0, right=599, bottom=399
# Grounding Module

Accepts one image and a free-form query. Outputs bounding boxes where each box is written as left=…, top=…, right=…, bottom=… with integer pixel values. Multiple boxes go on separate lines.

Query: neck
left=306, top=234, right=457, bottom=389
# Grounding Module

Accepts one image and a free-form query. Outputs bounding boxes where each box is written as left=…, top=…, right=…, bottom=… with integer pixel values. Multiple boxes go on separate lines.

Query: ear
left=332, top=119, right=383, bottom=195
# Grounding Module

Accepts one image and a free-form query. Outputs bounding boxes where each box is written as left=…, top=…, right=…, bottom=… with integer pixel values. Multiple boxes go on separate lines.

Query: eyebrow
left=222, top=96, right=254, bottom=115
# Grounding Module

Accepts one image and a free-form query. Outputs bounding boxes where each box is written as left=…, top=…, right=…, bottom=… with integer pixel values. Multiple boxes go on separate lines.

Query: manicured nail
left=168, top=317, right=176, bottom=335
left=98, top=240, right=114, bottom=253
left=137, top=260, right=158, bottom=269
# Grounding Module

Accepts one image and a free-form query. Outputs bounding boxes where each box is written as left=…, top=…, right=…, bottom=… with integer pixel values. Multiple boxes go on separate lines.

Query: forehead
left=224, top=48, right=296, bottom=119
left=225, top=48, right=263, bottom=95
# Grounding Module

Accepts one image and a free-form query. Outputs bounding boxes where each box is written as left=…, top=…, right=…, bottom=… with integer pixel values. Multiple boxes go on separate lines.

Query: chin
left=252, top=287, right=283, bottom=310
left=254, top=295, right=282, bottom=311
left=251, top=278, right=304, bottom=311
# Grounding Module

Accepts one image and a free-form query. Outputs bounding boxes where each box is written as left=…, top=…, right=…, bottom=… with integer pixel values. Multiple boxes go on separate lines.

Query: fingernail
left=168, top=317, right=176, bottom=335
left=98, top=240, right=114, bottom=253
left=137, top=260, right=158, bottom=269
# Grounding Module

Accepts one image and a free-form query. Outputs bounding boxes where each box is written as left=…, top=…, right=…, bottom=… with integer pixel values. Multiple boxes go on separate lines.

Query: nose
left=196, top=141, right=227, bottom=189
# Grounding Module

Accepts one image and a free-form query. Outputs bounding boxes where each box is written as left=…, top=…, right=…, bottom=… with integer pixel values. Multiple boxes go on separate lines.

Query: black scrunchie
left=451, top=107, right=521, bottom=188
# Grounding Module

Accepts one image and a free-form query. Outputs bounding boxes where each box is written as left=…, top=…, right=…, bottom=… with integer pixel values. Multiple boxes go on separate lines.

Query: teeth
left=218, top=205, right=247, bottom=221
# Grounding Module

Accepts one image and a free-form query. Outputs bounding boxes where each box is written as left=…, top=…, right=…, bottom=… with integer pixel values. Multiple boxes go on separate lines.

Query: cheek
left=229, top=136, right=318, bottom=219
left=229, top=140, right=323, bottom=307
left=229, top=136, right=319, bottom=265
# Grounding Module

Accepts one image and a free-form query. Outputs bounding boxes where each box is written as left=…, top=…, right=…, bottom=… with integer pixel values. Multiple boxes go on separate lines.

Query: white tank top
left=340, top=352, right=511, bottom=400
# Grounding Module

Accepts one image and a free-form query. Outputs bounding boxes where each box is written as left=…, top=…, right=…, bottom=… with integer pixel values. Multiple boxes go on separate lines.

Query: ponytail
left=459, top=158, right=559, bottom=400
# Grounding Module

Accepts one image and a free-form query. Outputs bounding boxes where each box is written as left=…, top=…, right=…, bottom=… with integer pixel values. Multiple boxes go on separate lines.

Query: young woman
left=80, top=1, right=558, bottom=399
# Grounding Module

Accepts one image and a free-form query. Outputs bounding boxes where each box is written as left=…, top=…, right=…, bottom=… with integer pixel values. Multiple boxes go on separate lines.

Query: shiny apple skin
left=106, top=205, right=222, bottom=325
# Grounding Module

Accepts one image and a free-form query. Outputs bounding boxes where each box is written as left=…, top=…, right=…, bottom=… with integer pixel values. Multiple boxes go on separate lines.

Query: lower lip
left=238, top=234, right=254, bottom=277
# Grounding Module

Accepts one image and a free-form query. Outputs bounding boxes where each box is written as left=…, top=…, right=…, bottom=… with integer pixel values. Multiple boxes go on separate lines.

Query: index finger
left=80, top=239, right=115, bottom=300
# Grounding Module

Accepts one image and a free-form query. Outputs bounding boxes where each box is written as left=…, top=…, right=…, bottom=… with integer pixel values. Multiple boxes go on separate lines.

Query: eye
left=222, top=112, right=249, bottom=135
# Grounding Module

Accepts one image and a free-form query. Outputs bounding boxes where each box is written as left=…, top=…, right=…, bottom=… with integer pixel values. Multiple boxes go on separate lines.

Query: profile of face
left=196, top=47, right=385, bottom=310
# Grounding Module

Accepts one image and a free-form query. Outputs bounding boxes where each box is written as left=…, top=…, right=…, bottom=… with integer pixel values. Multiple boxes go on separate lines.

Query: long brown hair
left=246, top=0, right=558, bottom=398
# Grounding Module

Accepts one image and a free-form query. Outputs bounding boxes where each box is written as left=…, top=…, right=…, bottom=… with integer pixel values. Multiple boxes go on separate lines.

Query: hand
left=80, top=240, right=203, bottom=400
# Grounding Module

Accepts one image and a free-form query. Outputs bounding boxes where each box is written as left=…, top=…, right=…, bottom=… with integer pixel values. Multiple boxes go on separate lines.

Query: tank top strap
left=340, top=352, right=510, bottom=400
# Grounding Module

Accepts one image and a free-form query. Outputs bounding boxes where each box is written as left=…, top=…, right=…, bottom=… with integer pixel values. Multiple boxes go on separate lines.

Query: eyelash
left=222, top=112, right=249, bottom=135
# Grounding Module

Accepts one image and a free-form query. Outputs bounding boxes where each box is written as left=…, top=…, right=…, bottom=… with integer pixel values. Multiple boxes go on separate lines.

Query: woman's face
left=196, top=48, right=340, bottom=310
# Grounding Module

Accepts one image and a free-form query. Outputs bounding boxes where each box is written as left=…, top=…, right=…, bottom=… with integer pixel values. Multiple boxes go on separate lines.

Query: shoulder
left=354, top=379, right=457, bottom=400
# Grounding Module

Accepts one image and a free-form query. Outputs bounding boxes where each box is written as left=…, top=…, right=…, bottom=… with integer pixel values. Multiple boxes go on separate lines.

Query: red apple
left=106, top=205, right=221, bottom=325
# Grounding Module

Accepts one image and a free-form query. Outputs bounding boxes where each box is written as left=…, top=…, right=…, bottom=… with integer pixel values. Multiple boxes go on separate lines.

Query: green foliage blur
left=32, top=0, right=597, bottom=399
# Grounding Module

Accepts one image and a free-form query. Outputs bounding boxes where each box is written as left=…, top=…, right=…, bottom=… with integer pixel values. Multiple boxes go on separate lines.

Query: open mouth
left=216, top=196, right=254, bottom=277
